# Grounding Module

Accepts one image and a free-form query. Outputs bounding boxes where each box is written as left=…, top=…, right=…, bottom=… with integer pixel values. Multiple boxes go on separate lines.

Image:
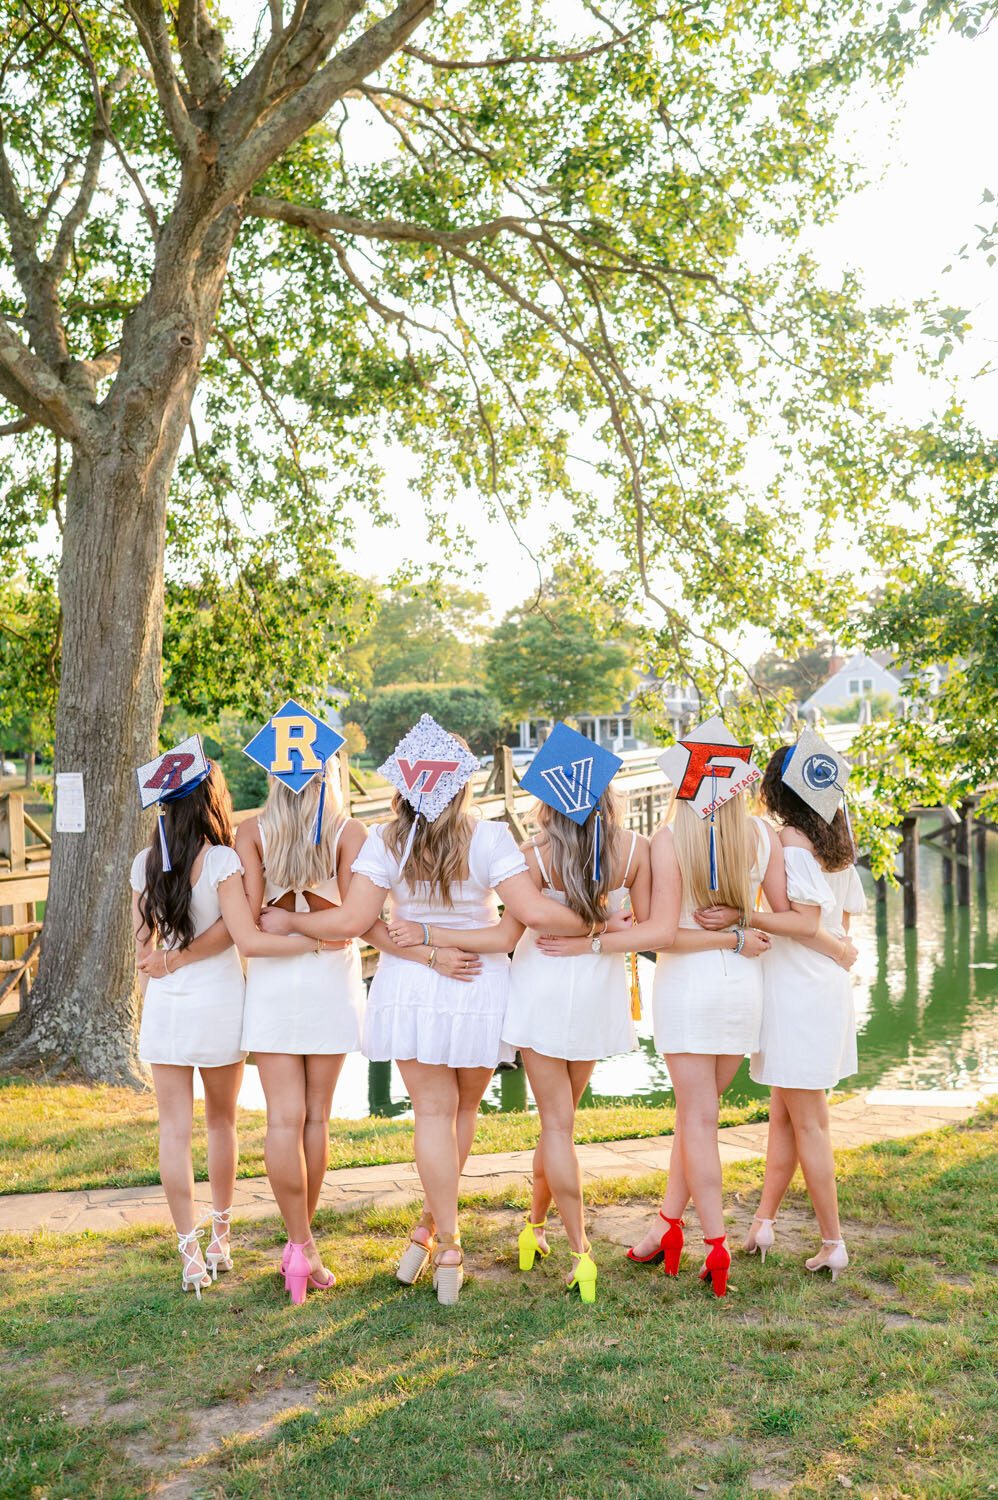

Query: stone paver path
left=0, top=1091, right=982, bottom=1236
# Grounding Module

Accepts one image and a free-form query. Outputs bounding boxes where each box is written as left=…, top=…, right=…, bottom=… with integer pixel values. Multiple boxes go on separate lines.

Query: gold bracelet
left=427, top=947, right=437, bottom=969
left=315, top=938, right=324, bottom=955
left=162, top=948, right=172, bottom=975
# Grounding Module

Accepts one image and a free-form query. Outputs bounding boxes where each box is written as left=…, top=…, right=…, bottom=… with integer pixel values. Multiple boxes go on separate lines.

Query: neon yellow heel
left=567, top=1247, right=598, bottom=1304
left=518, top=1218, right=550, bottom=1271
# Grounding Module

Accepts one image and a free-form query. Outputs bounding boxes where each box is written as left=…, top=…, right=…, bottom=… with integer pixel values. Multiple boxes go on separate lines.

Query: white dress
left=240, top=821, right=365, bottom=1055
left=353, top=819, right=527, bottom=1069
left=751, top=851, right=865, bottom=1089
left=131, top=844, right=247, bottom=1068
left=653, top=816, right=772, bottom=1056
left=502, top=834, right=638, bottom=1061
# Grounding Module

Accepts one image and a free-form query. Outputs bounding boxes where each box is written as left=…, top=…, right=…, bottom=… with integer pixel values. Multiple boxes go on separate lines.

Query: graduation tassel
left=629, top=950, right=641, bottom=1021
left=708, top=771, right=719, bottom=893
left=157, top=806, right=172, bottom=873
left=591, top=809, right=601, bottom=883
left=312, top=776, right=326, bottom=847
left=398, top=793, right=423, bottom=877
left=841, top=791, right=857, bottom=862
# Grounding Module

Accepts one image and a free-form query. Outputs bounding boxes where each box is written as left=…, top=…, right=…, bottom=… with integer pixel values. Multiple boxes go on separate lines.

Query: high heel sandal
left=806, top=1238, right=848, bottom=1282
left=279, top=1239, right=291, bottom=1277
left=396, top=1211, right=436, bottom=1285
left=205, top=1205, right=234, bottom=1279
left=744, top=1215, right=776, bottom=1264
left=699, top=1235, right=731, bottom=1298
left=518, top=1217, right=550, bottom=1271
left=284, top=1238, right=336, bottom=1305
left=432, top=1234, right=464, bottom=1307
left=177, top=1226, right=212, bottom=1301
left=567, top=1246, right=598, bottom=1304
left=626, top=1211, right=684, bottom=1275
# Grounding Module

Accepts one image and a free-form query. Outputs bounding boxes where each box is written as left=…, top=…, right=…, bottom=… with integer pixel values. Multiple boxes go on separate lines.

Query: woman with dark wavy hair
left=131, top=760, right=318, bottom=1299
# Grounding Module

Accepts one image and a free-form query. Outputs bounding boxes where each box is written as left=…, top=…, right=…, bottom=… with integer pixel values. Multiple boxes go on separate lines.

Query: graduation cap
left=657, top=715, right=761, bottom=892
left=136, top=733, right=211, bottom=871
left=519, top=721, right=622, bottom=881
left=781, top=727, right=855, bottom=852
left=243, top=699, right=346, bottom=846
left=377, top=714, right=480, bottom=875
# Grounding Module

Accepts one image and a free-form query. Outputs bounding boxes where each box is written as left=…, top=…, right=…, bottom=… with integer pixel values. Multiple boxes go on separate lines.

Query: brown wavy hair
left=383, top=771, right=475, bottom=907
left=534, top=788, right=622, bottom=927
left=760, top=745, right=856, bottom=872
left=136, top=761, right=235, bottom=949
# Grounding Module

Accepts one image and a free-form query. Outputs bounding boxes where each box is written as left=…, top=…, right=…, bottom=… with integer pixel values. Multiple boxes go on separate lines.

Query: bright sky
left=342, top=22, right=998, bottom=627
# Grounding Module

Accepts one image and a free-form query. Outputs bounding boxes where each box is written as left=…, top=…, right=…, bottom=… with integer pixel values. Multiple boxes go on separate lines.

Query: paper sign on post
left=55, top=772, right=86, bottom=833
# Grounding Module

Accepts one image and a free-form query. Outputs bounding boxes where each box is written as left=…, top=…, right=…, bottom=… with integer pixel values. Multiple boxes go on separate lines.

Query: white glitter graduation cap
left=782, top=728, right=852, bottom=825
left=135, top=734, right=211, bottom=871
left=658, top=715, right=762, bottom=892
left=378, top=714, right=480, bottom=874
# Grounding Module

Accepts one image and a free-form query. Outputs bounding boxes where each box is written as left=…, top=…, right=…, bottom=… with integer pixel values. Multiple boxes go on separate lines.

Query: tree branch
left=173, top=0, right=225, bottom=110
left=119, top=0, right=200, bottom=158
left=401, top=17, right=669, bottom=71
left=0, top=415, right=35, bottom=437
left=0, top=320, right=94, bottom=445
left=245, top=193, right=526, bottom=247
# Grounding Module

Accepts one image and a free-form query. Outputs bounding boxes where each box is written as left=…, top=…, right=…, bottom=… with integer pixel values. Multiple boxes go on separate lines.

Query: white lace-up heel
left=806, top=1238, right=848, bottom=1281
left=205, top=1205, right=234, bottom=1279
left=177, top=1227, right=212, bottom=1300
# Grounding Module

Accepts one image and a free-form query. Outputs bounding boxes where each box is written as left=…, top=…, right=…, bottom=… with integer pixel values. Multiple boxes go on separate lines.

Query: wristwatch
left=591, top=935, right=602, bottom=955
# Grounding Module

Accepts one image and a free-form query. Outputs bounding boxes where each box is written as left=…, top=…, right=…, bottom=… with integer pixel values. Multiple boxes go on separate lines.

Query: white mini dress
left=353, top=819, right=527, bottom=1069
left=653, top=816, right=772, bottom=1056
left=502, top=834, right=638, bottom=1061
left=131, top=843, right=247, bottom=1068
left=240, top=821, right=365, bottom=1056
left=752, top=851, right=865, bottom=1089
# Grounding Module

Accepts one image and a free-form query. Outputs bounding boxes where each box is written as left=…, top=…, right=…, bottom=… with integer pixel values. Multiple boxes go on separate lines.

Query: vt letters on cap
left=657, top=714, right=761, bottom=819
left=377, top=714, right=480, bottom=823
left=519, top=721, right=623, bottom=826
left=136, top=734, right=209, bottom=809
left=242, top=700, right=346, bottom=794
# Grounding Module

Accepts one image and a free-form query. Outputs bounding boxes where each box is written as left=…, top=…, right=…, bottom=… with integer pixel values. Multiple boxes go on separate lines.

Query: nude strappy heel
left=397, top=1210, right=436, bottom=1285
left=205, top=1205, right=234, bottom=1279
left=806, top=1238, right=848, bottom=1282
left=432, top=1234, right=464, bottom=1306
left=177, top=1226, right=212, bottom=1300
left=744, top=1215, right=776, bottom=1264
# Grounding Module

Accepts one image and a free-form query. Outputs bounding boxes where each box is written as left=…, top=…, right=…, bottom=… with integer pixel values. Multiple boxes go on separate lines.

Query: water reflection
left=219, top=824, right=998, bottom=1118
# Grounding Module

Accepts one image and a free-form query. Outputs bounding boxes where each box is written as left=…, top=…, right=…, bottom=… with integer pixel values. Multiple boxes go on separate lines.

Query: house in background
left=800, top=651, right=901, bottom=714
left=513, top=673, right=710, bottom=755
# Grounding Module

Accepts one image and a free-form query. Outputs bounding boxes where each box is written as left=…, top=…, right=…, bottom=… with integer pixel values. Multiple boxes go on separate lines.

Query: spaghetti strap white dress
left=353, top=818, right=527, bottom=1069
left=240, top=821, right=365, bottom=1056
left=752, top=853, right=865, bottom=1089
left=653, top=816, right=772, bottom=1056
left=502, top=833, right=639, bottom=1061
left=131, top=843, right=247, bottom=1068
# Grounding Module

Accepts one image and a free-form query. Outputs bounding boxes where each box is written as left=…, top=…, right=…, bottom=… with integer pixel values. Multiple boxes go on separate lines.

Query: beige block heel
left=397, top=1211, right=435, bottom=1285
left=432, top=1234, right=464, bottom=1307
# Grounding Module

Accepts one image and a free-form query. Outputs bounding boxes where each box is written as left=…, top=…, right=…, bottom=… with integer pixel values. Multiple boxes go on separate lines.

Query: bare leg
left=781, top=1088, right=842, bottom=1252
left=744, top=1087, right=799, bottom=1249
left=400, top=1060, right=492, bottom=1266
left=521, top=1051, right=595, bottom=1260
left=255, top=1053, right=327, bottom=1281
left=408, top=1064, right=493, bottom=1252
left=151, top=1064, right=198, bottom=1233
left=303, top=1053, right=345, bottom=1220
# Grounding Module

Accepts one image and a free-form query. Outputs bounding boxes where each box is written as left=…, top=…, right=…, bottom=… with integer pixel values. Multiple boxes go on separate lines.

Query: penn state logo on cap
left=657, top=714, right=760, bottom=818
left=519, top=721, right=622, bottom=827
left=242, top=700, right=346, bottom=794
left=781, top=727, right=850, bottom=824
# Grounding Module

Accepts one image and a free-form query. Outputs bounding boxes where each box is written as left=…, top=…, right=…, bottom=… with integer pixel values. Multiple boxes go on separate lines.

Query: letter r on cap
left=144, top=752, right=196, bottom=792
left=675, top=741, right=752, bottom=802
left=272, top=715, right=323, bottom=773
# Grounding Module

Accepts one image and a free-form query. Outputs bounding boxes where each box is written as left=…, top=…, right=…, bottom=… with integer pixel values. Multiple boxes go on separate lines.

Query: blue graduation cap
left=519, top=722, right=623, bottom=881
left=243, top=700, right=345, bottom=844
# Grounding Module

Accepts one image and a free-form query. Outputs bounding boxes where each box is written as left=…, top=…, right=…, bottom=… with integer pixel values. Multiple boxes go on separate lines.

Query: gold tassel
left=630, top=950, right=641, bottom=1020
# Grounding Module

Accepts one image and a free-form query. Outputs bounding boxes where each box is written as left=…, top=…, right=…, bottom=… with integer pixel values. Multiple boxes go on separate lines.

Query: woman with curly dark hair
left=694, top=738, right=864, bottom=1280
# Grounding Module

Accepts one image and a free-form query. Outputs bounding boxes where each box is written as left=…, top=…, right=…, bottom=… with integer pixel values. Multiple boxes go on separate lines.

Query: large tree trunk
left=1, top=206, right=238, bottom=1083
left=23, top=748, right=35, bottom=790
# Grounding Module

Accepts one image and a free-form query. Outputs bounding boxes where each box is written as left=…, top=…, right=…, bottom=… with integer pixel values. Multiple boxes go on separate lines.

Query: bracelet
left=427, top=947, right=437, bottom=970
left=420, top=922, right=430, bottom=946
left=737, top=909, right=747, bottom=929
left=315, top=938, right=325, bottom=955
left=162, top=948, right=173, bottom=975
left=733, top=928, right=745, bottom=955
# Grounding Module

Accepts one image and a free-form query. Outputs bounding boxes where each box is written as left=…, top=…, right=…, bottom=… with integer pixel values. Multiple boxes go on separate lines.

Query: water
left=213, top=827, right=998, bottom=1118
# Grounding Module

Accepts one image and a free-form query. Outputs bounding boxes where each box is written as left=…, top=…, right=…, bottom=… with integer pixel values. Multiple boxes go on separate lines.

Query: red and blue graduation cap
left=136, top=733, right=211, bottom=872
left=242, top=699, right=345, bottom=845
left=657, top=715, right=761, bottom=893
left=519, top=721, right=623, bottom=882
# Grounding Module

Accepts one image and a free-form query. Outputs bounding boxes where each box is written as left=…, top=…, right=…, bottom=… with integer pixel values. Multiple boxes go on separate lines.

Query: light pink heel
left=745, top=1216, right=776, bottom=1264
left=806, top=1238, right=848, bottom=1282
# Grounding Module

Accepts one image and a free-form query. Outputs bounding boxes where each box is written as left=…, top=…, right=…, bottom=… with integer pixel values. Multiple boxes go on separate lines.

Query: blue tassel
left=592, top=810, right=601, bottom=883
left=312, top=778, right=326, bottom=846
left=157, top=809, right=172, bottom=872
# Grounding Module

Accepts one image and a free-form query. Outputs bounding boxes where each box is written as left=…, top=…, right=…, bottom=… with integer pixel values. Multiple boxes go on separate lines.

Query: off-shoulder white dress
left=131, top=843, right=247, bottom=1068
left=752, top=850, right=865, bottom=1089
left=352, top=819, right=527, bottom=1069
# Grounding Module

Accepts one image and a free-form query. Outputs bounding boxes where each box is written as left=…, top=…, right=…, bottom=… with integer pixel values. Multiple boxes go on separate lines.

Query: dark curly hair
left=136, top=762, right=234, bottom=949
left=760, top=745, right=856, bottom=872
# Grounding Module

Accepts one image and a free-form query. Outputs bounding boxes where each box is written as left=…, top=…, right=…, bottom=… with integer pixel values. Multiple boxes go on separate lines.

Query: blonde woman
left=259, top=716, right=589, bottom=1305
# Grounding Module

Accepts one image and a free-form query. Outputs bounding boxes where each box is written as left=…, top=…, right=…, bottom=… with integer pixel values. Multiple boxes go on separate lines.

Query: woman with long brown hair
left=259, top=716, right=590, bottom=1305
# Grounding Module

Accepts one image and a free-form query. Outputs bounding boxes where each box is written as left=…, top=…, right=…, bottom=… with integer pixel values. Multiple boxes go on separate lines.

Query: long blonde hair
left=670, top=795, right=752, bottom=916
left=535, top=788, right=622, bottom=927
left=258, top=759, right=347, bottom=891
left=383, top=781, right=474, bottom=906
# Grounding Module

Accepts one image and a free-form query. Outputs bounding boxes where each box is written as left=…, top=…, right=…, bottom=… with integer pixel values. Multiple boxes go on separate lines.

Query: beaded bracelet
left=733, top=928, right=745, bottom=955
left=420, top=921, right=430, bottom=946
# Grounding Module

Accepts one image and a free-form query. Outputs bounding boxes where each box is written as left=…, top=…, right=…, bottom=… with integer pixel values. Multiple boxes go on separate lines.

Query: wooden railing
left=0, top=792, right=50, bottom=1020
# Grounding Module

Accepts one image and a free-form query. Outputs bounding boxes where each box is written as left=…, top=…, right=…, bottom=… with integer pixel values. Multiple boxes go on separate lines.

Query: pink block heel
left=284, top=1238, right=336, bottom=1304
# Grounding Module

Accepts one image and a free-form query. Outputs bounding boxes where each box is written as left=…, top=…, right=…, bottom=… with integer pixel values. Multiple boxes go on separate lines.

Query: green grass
left=0, top=1104, right=994, bottom=1499
left=0, top=1072, right=777, bottom=1195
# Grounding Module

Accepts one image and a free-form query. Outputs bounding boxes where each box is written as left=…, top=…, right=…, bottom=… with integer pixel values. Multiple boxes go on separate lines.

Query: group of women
left=130, top=713, right=863, bottom=1308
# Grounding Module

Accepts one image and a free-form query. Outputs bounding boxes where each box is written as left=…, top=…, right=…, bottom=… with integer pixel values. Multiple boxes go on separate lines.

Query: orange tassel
left=629, top=950, right=641, bottom=1020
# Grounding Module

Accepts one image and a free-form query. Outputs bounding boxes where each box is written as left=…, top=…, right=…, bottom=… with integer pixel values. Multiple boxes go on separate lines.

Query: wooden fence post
left=900, top=816, right=918, bottom=929
left=941, top=822, right=954, bottom=899
left=956, top=800, right=972, bottom=907
left=497, top=746, right=528, bottom=842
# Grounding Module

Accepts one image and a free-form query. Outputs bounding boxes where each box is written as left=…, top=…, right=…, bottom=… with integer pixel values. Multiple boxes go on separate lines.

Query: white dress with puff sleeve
left=131, top=843, right=247, bottom=1068
left=352, top=818, right=527, bottom=1069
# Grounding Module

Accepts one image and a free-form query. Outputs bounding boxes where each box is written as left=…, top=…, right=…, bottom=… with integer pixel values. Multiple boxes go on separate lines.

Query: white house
left=801, top=652, right=901, bottom=713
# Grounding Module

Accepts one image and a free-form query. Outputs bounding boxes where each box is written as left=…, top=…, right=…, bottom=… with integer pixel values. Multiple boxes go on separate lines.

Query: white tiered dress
left=131, top=843, right=247, bottom=1068
left=353, top=819, right=527, bottom=1069
left=752, top=850, right=865, bottom=1089
left=240, top=821, right=365, bottom=1056
left=502, top=833, right=639, bottom=1061
left=653, top=816, right=772, bottom=1056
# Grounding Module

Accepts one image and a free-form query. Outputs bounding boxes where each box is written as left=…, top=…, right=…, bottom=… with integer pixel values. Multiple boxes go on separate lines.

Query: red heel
left=699, top=1235, right=730, bottom=1297
left=661, top=1217, right=685, bottom=1277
